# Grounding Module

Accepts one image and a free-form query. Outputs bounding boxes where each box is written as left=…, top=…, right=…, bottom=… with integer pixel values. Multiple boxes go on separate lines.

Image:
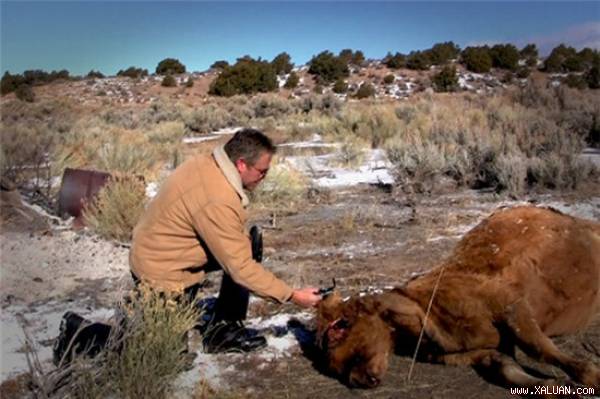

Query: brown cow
left=317, top=206, right=600, bottom=390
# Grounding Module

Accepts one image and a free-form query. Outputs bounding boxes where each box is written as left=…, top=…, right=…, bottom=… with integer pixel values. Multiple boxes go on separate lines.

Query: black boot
left=53, top=311, right=112, bottom=366
left=202, top=320, right=267, bottom=354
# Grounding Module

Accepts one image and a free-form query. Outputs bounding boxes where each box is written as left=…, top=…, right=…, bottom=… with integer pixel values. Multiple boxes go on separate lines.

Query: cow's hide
left=317, top=206, right=600, bottom=390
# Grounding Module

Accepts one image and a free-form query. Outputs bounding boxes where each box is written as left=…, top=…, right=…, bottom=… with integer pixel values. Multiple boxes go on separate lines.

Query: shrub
left=210, top=60, right=229, bottom=70
left=15, top=85, right=35, bottom=102
left=308, top=51, right=349, bottom=83
left=516, top=67, right=531, bottom=79
left=140, top=100, right=185, bottom=126
left=493, top=153, right=527, bottom=196
left=383, top=74, right=395, bottom=84
left=57, top=284, right=199, bottom=398
left=355, top=82, right=375, bottom=99
left=520, top=44, right=538, bottom=67
left=161, top=74, right=177, bottom=87
left=585, top=64, right=600, bottom=89
left=156, top=58, right=186, bottom=75
left=209, top=57, right=277, bottom=96
left=406, top=51, right=431, bottom=70
left=527, top=154, right=596, bottom=190
left=432, top=65, right=458, bottom=92
left=185, top=77, right=194, bottom=87
left=147, top=121, right=186, bottom=144
left=563, top=56, right=585, bottom=72
left=461, top=46, right=492, bottom=73
left=117, top=67, right=149, bottom=79
left=339, top=104, right=399, bottom=148
left=95, top=133, right=158, bottom=176
left=543, top=44, right=577, bottom=73
left=386, top=138, right=447, bottom=194
left=0, top=123, right=53, bottom=187
left=251, top=93, right=292, bottom=118
left=489, top=44, right=519, bottom=71
left=83, top=176, right=147, bottom=242
left=251, top=161, right=308, bottom=210
left=332, top=78, right=348, bottom=94
left=383, top=52, right=406, bottom=69
left=271, top=52, right=293, bottom=75
left=1, top=71, right=24, bottom=94
left=87, top=70, right=105, bottom=79
left=300, top=93, right=341, bottom=115
left=184, top=104, right=232, bottom=133
left=284, top=71, right=299, bottom=89
left=428, top=41, right=460, bottom=65
left=339, top=49, right=365, bottom=66
left=333, top=138, right=365, bottom=168
left=563, top=74, right=587, bottom=89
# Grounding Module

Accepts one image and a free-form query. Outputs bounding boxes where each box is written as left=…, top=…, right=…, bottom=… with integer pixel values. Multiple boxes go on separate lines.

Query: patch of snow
left=182, top=135, right=221, bottom=144
left=145, top=181, right=159, bottom=199
left=245, top=311, right=313, bottom=361
left=1, top=301, right=114, bottom=381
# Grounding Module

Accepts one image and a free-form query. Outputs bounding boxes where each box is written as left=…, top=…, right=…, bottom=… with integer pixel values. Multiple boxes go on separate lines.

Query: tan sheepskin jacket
left=130, top=145, right=293, bottom=303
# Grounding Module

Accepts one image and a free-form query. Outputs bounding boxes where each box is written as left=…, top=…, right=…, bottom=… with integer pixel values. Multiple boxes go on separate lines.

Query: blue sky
left=1, top=1, right=599, bottom=76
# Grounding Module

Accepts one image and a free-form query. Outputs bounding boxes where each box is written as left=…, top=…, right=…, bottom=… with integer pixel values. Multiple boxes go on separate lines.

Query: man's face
left=235, top=151, right=272, bottom=191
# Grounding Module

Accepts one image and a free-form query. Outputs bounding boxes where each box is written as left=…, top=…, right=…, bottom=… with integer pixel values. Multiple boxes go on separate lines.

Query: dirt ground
left=2, top=181, right=599, bottom=398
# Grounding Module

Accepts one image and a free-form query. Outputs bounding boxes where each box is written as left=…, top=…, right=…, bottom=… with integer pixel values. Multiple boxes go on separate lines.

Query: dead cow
left=317, top=206, right=600, bottom=390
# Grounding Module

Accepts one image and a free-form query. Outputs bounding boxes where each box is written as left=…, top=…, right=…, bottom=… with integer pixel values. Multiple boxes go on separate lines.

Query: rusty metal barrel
left=57, top=168, right=111, bottom=220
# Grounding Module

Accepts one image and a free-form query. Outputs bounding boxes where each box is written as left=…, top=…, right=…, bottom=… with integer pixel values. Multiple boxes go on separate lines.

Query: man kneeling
left=54, top=129, right=321, bottom=361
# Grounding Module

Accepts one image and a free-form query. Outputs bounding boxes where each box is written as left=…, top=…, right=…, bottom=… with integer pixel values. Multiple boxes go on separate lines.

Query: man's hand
left=291, top=287, right=321, bottom=308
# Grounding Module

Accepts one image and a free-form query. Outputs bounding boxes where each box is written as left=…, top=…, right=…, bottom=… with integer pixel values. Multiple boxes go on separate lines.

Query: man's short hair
left=224, top=128, right=276, bottom=165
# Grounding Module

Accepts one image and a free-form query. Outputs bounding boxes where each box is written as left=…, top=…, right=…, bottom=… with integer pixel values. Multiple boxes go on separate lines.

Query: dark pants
left=131, top=267, right=250, bottom=323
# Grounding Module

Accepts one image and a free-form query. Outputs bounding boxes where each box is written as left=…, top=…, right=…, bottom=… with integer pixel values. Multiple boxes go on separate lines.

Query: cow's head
left=316, top=291, right=394, bottom=388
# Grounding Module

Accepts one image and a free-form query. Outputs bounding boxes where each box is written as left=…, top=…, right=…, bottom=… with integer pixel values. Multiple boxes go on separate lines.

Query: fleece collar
left=212, top=144, right=250, bottom=207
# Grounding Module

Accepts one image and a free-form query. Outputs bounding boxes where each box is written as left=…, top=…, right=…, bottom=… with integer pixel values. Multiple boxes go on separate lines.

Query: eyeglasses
left=248, top=164, right=269, bottom=177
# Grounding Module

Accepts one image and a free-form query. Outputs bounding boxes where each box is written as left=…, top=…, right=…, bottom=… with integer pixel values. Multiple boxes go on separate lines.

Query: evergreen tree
left=209, top=56, right=277, bottom=96
left=489, top=44, right=519, bottom=71
left=87, top=70, right=105, bottom=79
left=429, top=41, right=460, bottom=65
left=308, top=51, right=349, bottom=83
left=406, top=51, right=431, bottom=70
left=432, top=65, right=459, bottom=92
left=284, top=71, right=299, bottom=89
left=383, top=52, right=406, bottom=69
left=117, top=67, right=149, bottom=79
left=156, top=58, right=186, bottom=75
left=544, top=44, right=577, bottom=73
left=210, top=60, right=230, bottom=70
left=271, top=52, right=293, bottom=75
left=520, top=44, right=539, bottom=67
left=461, top=46, right=492, bottom=73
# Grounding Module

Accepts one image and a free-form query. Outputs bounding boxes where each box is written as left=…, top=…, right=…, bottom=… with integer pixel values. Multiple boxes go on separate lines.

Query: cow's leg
left=440, top=349, right=553, bottom=388
left=504, top=301, right=600, bottom=388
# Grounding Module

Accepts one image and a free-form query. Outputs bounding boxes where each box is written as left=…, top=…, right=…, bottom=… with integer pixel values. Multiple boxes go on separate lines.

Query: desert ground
left=1, top=131, right=599, bottom=398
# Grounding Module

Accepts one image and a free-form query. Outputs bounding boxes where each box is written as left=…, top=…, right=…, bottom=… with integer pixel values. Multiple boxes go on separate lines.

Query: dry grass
left=2, top=79, right=596, bottom=206
left=381, top=88, right=598, bottom=196
left=26, top=284, right=201, bottom=399
left=251, top=158, right=309, bottom=211
left=83, top=176, right=147, bottom=242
